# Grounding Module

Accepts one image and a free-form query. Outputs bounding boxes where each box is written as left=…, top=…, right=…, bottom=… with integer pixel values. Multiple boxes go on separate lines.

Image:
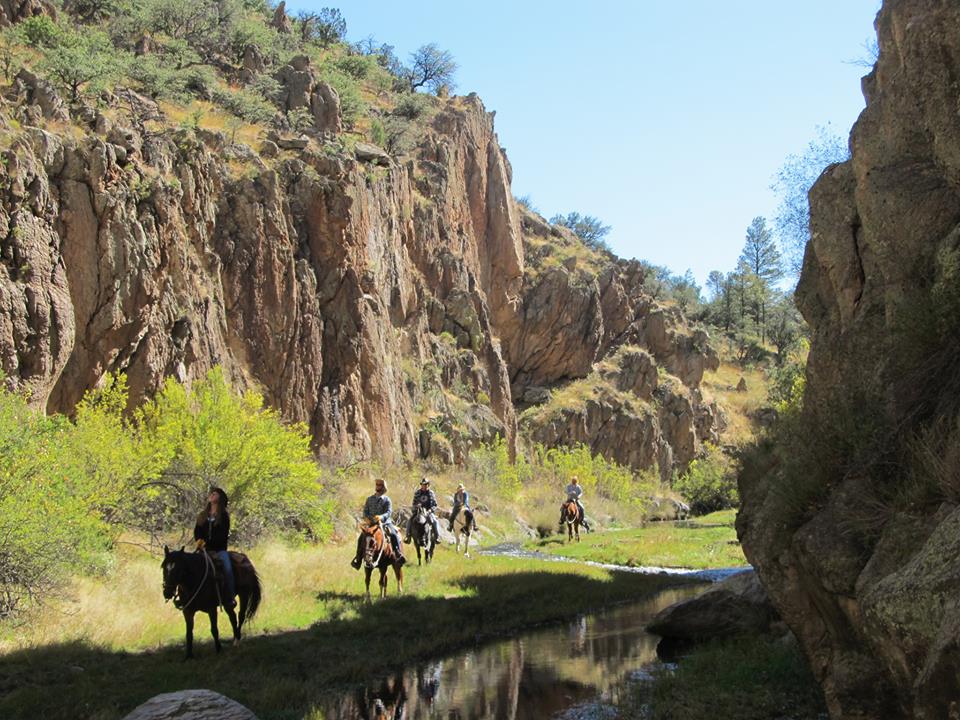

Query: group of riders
left=350, top=477, right=477, bottom=568
left=188, top=476, right=591, bottom=593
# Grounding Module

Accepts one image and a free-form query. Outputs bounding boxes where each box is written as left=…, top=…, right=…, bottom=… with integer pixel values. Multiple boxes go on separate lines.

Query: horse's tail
left=245, top=566, right=263, bottom=622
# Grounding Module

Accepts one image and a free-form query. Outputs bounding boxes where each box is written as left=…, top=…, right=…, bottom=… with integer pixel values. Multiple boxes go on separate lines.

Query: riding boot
left=391, top=534, right=406, bottom=566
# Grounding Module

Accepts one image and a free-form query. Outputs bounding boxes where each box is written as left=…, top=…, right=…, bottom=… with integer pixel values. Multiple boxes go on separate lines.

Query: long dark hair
left=196, top=487, right=229, bottom=526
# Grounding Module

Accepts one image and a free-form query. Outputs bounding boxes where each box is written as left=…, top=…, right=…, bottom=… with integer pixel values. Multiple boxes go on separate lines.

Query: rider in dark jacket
left=193, top=487, right=236, bottom=607
left=405, top=477, right=441, bottom=543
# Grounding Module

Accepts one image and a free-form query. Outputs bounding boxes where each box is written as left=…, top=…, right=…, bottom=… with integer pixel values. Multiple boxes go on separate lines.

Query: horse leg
left=184, top=610, right=195, bottom=660
left=575, top=521, right=581, bottom=543
left=225, top=604, right=241, bottom=644
left=364, top=566, right=373, bottom=602
left=237, top=590, right=249, bottom=631
left=394, top=563, right=404, bottom=595
left=416, top=541, right=422, bottom=566
left=209, top=610, right=222, bottom=654
left=379, top=567, right=388, bottom=599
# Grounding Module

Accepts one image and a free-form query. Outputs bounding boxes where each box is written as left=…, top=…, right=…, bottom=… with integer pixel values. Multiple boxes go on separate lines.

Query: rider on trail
left=558, top=476, right=591, bottom=532
left=405, top=477, right=441, bottom=544
left=193, top=486, right=236, bottom=607
left=352, top=478, right=406, bottom=568
left=448, top=482, right=478, bottom=532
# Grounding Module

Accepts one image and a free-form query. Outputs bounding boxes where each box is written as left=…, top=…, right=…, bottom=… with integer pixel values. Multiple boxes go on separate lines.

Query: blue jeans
left=216, top=550, right=235, bottom=599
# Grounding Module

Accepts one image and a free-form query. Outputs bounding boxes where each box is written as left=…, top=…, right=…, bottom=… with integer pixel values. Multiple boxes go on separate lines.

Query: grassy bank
left=623, top=634, right=826, bottom=720
left=528, top=510, right=746, bottom=569
left=0, top=541, right=695, bottom=720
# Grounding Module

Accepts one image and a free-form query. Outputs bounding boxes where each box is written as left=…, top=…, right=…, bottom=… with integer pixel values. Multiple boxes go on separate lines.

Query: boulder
left=647, top=570, right=779, bottom=642
left=270, top=1, right=291, bottom=33
left=121, top=690, right=258, bottom=720
left=13, top=69, right=67, bottom=122
left=735, top=376, right=747, bottom=392
left=354, top=142, right=391, bottom=166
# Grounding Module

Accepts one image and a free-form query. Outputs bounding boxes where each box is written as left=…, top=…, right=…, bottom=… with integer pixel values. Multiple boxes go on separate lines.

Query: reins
left=174, top=552, right=212, bottom=610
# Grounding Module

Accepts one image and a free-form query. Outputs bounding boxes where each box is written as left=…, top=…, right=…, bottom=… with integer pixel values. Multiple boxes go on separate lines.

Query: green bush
left=17, top=16, right=63, bottom=48
left=369, top=118, right=386, bottom=146
left=133, top=368, right=330, bottom=543
left=675, top=443, right=738, bottom=514
left=212, top=85, right=275, bottom=124
left=0, top=388, right=113, bottom=617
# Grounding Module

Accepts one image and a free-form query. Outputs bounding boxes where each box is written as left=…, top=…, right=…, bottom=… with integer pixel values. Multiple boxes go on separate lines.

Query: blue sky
left=287, top=1, right=881, bottom=286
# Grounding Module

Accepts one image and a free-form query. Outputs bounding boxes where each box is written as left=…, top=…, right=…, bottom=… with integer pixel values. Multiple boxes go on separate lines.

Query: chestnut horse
left=161, top=546, right=262, bottom=659
left=360, top=521, right=404, bottom=599
left=561, top=500, right=583, bottom=543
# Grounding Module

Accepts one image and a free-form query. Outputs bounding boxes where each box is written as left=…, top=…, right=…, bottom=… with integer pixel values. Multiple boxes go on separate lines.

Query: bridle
left=165, top=552, right=212, bottom=610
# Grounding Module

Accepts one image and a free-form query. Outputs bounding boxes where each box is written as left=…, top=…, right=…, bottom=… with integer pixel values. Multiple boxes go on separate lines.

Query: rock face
left=738, top=2, right=960, bottom=718
left=509, top=231, right=722, bottom=476
left=122, top=690, right=258, bottom=720
left=0, top=94, right=522, bottom=463
left=0, top=73, right=719, bottom=474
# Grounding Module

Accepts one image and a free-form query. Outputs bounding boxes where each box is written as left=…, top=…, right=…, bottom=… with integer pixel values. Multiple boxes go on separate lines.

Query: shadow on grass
left=0, top=570, right=694, bottom=720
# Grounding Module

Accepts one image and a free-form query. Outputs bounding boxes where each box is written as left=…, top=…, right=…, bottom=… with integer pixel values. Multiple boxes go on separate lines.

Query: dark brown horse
left=360, top=522, right=404, bottom=599
left=561, top=500, right=583, bottom=543
left=410, top=505, right=436, bottom=566
left=161, top=546, right=262, bottom=658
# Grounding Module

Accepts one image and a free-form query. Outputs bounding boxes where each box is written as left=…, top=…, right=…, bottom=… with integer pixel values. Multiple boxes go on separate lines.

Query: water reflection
left=320, top=584, right=704, bottom=719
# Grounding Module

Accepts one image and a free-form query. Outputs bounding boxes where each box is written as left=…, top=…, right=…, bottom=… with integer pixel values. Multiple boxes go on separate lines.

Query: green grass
left=529, top=510, right=746, bottom=569
left=623, top=634, right=826, bottom=720
left=0, top=542, right=697, bottom=720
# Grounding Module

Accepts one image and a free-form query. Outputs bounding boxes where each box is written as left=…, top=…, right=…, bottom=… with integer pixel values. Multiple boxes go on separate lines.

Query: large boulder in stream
left=121, top=689, right=258, bottom=720
left=646, top=570, right=780, bottom=642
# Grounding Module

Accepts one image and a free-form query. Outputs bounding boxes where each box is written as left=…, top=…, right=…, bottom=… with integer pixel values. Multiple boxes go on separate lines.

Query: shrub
left=0, top=388, right=113, bottom=617
left=470, top=437, right=527, bottom=499
left=133, top=368, right=330, bottom=543
left=391, top=92, right=431, bottom=120
left=674, top=444, right=738, bottom=515
left=212, top=85, right=275, bottom=124
left=369, top=118, right=386, bottom=146
left=17, top=15, right=63, bottom=48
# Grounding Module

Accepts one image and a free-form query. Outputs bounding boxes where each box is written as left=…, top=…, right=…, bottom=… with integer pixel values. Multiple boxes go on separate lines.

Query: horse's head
left=361, top=523, right=384, bottom=568
left=563, top=501, right=578, bottom=520
left=161, top=545, right=187, bottom=602
left=414, top=505, right=428, bottom=524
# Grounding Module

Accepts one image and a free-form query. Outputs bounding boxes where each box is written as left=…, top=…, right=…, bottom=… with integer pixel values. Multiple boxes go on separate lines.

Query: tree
left=404, top=43, right=458, bottom=94
left=772, top=125, right=849, bottom=279
left=40, top=30, right=125, bottom=103
left=740, top=216, right=782, bottom=285
left=296, top=8, right=345, bottom=46
left=549, top=212, right=612, bottom=251
left=767, top=292, right=804, bottom=364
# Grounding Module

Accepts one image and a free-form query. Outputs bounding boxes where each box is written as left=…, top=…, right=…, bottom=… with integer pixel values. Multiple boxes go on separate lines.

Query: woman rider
left=194, top=487, right=236, bottom=607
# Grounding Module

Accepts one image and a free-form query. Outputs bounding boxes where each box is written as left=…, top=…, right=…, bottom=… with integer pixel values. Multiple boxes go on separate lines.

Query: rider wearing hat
left=405, top=476, right=441, bottom=544
left=448, top=482, right=477, bottom=531
left=558, top=476, right=591, bottom=532
left=194, top=486, right=236, bottom=607
left=352, top=478, right=406, bottom=569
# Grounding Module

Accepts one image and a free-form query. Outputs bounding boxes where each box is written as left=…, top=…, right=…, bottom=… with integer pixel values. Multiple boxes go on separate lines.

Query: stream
left=318, top=547, right=746, bottom=719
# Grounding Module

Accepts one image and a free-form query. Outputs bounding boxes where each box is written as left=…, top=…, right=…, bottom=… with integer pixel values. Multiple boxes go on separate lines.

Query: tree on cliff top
left=403, top=43, right=458, bottom=94
left=550, top=211, right=612, bottom=252
left=772, top=125, right=849, bottom=279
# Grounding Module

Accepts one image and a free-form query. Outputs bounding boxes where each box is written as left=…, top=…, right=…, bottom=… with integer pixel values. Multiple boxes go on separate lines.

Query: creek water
left=317, top=575, right=714, bottom=720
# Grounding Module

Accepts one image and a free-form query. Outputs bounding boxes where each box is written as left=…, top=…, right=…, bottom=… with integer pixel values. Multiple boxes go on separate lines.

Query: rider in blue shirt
left=405, top=477, right=441, bottom=543
left=351, top=478, right=406, bottom=568
left=448, top=483, right=477, bottom=531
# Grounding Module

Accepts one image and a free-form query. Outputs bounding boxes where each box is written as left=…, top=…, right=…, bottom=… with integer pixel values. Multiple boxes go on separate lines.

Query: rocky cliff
left=0, top=35, right=720, bottom=475
left=738, top=1, right=960, bottom=717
